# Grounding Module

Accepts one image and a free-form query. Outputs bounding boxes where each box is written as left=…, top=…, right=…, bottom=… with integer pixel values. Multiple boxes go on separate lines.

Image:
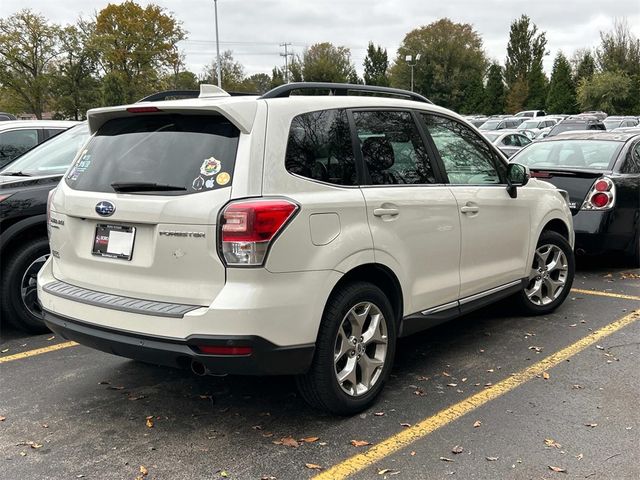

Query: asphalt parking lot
left=1, top=258, right=639, bottom=480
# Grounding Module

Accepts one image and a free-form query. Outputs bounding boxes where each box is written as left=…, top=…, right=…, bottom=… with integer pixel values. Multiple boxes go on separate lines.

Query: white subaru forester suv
left=38, top=83, right=575, bottom=415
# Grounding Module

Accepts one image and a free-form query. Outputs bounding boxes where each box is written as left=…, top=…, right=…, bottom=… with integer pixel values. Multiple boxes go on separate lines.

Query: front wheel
left=296, top=282, right=396, bottom=415
left=516, top=231, right=575, bottom=315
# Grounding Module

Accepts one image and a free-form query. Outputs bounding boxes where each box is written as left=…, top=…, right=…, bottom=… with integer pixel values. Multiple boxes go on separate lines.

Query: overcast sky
left=2, top=0, right=639, bottom=77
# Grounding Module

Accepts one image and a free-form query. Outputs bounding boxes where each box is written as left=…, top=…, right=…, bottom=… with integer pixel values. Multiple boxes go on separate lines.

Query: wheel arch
left=0, top=215, right=48, bottom=262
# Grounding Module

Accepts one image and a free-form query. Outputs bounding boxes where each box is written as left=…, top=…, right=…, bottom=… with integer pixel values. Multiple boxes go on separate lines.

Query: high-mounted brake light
left=581, top=177, right=615, bottom=210
left=126, top=106, right=161, bottom=113
left=219, top=199, right=299, bottom=266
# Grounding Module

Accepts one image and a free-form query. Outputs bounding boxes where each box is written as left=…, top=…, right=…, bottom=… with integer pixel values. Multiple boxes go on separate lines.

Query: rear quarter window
left=65, top=114, right=239, bottom=195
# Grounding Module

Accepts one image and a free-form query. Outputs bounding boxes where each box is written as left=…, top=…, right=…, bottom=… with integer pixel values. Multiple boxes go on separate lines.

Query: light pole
left=214, top=0, right=222, bottom=88
left=405, top=54, right=421, bottom=92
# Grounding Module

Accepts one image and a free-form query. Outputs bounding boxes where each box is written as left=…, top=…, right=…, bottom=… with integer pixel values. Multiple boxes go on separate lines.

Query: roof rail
left=260, top=82, right=432, bottom=104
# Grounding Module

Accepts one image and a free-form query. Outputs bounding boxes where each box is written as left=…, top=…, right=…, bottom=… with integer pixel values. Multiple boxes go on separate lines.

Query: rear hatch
left=49, top=112, right=240, bottom=306
left=530, top=169, right=606, bottom=212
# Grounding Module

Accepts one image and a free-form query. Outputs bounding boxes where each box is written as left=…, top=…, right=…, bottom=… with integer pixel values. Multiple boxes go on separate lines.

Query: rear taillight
left=581, top=177, right=615, bottom=210
left=219, top=198, right=299, bottom=266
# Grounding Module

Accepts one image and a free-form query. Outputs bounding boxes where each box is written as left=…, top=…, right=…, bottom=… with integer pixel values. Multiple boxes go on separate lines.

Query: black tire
left=296, top=282, right=397, bottom=416
left=1, top=238, right=51, bottom=333
left=516, top=231, right=575, bottom=315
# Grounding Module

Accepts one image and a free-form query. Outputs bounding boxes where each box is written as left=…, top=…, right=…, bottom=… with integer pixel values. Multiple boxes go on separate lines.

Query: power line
left=280, top=42, right=293, bottom=82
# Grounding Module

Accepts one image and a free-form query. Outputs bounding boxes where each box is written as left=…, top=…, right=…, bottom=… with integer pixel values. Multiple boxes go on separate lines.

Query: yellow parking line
left=0, top=341, right=77, bottom=364
left=313, top=309, right=640, bottom=480
left=571, top=288, right=640, bottom=301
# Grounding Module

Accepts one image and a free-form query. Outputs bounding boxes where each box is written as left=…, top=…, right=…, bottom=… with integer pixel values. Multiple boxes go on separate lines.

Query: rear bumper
left=43, top=309, right=315, bottom=375
left=573, top=210, right=636, bottom=255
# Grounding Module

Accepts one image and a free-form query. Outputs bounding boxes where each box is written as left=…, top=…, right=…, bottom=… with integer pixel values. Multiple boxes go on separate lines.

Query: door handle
left=460, top=205, right=479, bottom=214
left=373, top=207, right=399, bottom=217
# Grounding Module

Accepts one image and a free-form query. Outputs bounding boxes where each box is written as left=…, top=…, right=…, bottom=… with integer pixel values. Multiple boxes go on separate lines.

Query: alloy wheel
left=525, top=244, right=568, bottom=306
left=20, top=254, right=49, bottom=318
left=334, top=301, right=388, bottom=397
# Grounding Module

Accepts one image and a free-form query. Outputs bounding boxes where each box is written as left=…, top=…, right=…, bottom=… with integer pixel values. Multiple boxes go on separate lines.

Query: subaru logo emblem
left=95, top=201, right=115, bottom=217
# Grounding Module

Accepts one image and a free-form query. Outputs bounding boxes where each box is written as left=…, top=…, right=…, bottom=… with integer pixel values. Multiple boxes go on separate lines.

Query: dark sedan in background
left=510, top=132, right=639, bottom=263
left=0, top=123, right=90, bottom=332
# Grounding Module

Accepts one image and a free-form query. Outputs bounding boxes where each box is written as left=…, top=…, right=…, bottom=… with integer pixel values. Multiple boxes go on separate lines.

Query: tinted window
left=352, top=110, right=436, bottom=185
left=285, top=109, right=356, bottom=185
left=621, top=142, right=640, bottom=174
left=45, top=128, right=66, bottom=139
left=514, top=140, right=621, bottom=170
left=0, top=124, right=90, bottom=176
left=0, top=129, right=39, bottom=166
left=65, top=114, right=239, bottom=195
left=422, top=114, right=505, bottom=185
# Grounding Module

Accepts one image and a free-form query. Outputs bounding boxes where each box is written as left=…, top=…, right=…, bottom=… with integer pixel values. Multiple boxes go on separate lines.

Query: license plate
left=92, top=224, right=136, bottom=260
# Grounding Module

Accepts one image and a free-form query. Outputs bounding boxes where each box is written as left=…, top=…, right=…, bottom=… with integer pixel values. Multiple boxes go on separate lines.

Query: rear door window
left=0, top=128, right=39, bottom=163
left=352, top=110, right=437, bottom=185
left=65, top=114, right=239, bottom=195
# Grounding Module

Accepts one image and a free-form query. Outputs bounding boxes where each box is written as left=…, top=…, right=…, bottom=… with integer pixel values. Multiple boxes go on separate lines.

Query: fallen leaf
left=351, top=439, right=372, bottom=447
left=543, top=372, right=550, bottom=380
left=569, top=323, right=577, bottom=327
left=319, top=442, right=327, bottom=446
left=0, top=416, right=5, bottom=421
left=440, top=457, right=454, bottom=462
left=220, top=471, right=228, bottom=478
left=301, top=436, right=319, bottom=443
left=585, top=423, right=598, bottom=428
left=145, top=416, right=154, bottom=428
left=1, top=349, right=9, bottom=353
left=410, top=451, right=416, bottom=456
left=47, top=336, right=55, bottom=341
left=305, top=463, right=322, bottom=470
left=461, top=378, right=467, bottom=382
left=374, top=412, right=385, bottom=416
left=442, top=371, right=451, bottom=377
left=251, top=425, right=263, bottom=430
left=260, top=476, right=276, bottom=480
left=487, top=369, right=494, bottom=373
left=596, top=345, right=605, bottom=350
left=139, top=465, right=149, bottom=476
left=473, top=420, right=482, bottom=428
left=549, top=465, right=567, bottom=473
left=544, top=438, right=562, bottom=448
left=414, top=388, right=425, bottom=396
left=41, top=424, right=49, bottom=428
left=575, top=453, right=584, bottom=460
left=452, top=445, right=464, bottom=454
left=529, top=346, right=543, bottom=353
left=19, top=452, right=26, bottom=457
left=274, top=437, right=299, bottom=448
left=572, top=384, right=583, bottom=389
left=486, top=456, right=499, bottom=461
left=98, top=381, right=110, bottom=385
left=378, top=469, right=399, bottom=475
left=447, top=383, right=458, bottom=387
left=128, top=395, right=146, bottom=401
left=107, top=386, right=125, bottom=390
left=400, top=423, right=411, bottom=428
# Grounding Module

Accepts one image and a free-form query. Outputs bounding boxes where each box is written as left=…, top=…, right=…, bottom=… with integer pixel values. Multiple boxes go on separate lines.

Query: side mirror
left=506, top=163, right=530, bottom=198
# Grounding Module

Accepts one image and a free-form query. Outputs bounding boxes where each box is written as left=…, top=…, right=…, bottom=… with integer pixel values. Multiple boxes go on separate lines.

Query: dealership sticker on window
left=216, top=172, right=231, bottom=185
left=200, top=157, right=221, bottom=176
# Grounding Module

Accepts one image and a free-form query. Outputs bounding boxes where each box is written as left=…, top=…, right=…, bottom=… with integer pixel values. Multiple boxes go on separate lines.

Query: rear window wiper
left=111, top=182, right=187, bottom=192
left=2, top=171, right=32, bottom=177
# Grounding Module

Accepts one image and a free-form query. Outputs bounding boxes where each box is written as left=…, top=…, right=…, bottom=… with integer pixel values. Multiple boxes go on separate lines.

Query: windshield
left=0, top=123, right=90, bottom=176
left=519, top=121, right=539, bottom=130
left=603, top=120, right=622, bottom=130
left=512, top=140, right=621, bottom=170
left=483, top=133, right=500, bottom=142
left=479, top=120, right=501, bottom=130
left=65, top=114, right=239, bottom=195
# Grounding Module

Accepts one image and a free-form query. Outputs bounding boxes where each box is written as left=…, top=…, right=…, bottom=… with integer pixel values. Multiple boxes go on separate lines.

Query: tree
left=299, top=42, right=357, bottom=83
left=504, top=15, right=547, bottom=88
left=0, top=9, right=61, bottom=118
left=572, top=49, right=596, bottom=84
left=483, top=63, right=505, bottom=115
left=270, top=67, right=285, bottom=88
left=363, top=42, right=389, bottom=86
left=577, top=71, right=633, bottom=115
left=505, top=77, right=528, bottom=113
left=90, top=1, right=185, bottom=104
left=596, top=18, right=640, bottom=77
left=526, top=60, right=548, bottom=109
left=389, top=18, right=487, bottom=111
left=546, top=52, right=576, bottom=113
left=242, top=73, right=271, bottom=94
left=52, top=22, right=100, bottom=120
left=201, top=50, right=245, bottom=91
left=460, top=70, right=485, bottom=114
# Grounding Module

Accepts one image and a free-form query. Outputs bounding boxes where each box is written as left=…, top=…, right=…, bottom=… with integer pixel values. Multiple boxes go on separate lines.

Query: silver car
left=483, top=130, right=532, bottom=158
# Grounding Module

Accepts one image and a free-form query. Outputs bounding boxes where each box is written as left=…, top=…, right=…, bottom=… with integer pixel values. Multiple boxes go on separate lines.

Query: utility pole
left=280, top=42, right=293, bottom=82
left=214, top=0, right=222, bottom=88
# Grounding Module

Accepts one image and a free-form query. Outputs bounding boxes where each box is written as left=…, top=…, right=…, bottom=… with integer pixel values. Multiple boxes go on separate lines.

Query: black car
left=547, top=115, right=606, bottom=137
left=0, top=123, right=90, bottom=332
left=510, top=131, right=640, bottom=262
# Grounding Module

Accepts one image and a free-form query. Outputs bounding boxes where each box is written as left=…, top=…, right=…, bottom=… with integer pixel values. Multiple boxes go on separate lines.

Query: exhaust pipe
left=190, top=360, right=209, bottom=376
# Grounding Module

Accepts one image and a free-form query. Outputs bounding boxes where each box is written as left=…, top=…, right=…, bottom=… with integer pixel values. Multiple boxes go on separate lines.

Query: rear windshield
left=513, top=140, right=621, bottom=170
left=65, top=114, right=239, bottom=195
